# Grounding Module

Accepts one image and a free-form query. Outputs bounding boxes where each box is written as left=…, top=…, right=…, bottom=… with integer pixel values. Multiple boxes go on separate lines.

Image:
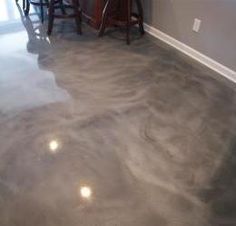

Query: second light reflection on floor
left=48, top=139, right=93, bottom=201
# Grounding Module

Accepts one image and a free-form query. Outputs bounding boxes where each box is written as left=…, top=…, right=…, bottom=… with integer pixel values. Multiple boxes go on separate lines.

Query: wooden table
left=80, top=0, right=105, bottom=29
left=80, top=0, right=127, bottom=29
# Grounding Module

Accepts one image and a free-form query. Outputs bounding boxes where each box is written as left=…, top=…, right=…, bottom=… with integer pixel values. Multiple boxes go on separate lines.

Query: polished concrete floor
left=1, top=1, right=236, bottom=226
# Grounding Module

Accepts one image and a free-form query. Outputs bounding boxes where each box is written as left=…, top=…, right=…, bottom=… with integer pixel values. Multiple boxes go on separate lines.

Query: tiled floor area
left=1, top=1, right=236, bottom=226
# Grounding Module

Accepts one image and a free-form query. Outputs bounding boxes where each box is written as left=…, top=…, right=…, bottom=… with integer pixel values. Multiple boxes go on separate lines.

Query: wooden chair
left=24, top=0, right=49, bottom=23
left=47, top=0, right=82, bottom=35
left=15, top=0, right=26, bottom=11
left=98, top=0, right=145, bottom=45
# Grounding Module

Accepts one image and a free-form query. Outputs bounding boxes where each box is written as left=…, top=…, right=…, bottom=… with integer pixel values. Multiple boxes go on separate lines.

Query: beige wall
left=143, top=0, right=236, bottom=71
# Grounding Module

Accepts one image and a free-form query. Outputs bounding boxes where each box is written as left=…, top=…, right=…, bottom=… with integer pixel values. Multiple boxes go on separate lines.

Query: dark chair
left=47, top=0, right=82, bottom=35
left=16, top=3, right=51, bottom=56
left=24, top=0, right=49, bottom=23
left=15, top=0, right=26, bottom=11
left=98, top=0, right=145, bottom=45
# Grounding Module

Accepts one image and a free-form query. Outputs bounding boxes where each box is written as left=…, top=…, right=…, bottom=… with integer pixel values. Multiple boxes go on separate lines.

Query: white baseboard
left=144, top=23, right=236, bottom=83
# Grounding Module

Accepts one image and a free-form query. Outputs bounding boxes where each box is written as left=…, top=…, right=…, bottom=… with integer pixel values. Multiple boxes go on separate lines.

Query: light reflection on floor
left=0, top=0, right=38, bottom=25
left=0, top=0, right=21, bottom=22
left=0, top=0, right=70, bottom=114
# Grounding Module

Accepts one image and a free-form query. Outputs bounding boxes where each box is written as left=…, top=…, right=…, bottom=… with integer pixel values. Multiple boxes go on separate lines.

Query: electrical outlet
left=193, top=18, right=201, bottom=32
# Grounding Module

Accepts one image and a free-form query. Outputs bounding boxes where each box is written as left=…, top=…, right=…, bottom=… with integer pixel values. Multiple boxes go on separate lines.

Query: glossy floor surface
left=1, top=1, right=236, bottom=226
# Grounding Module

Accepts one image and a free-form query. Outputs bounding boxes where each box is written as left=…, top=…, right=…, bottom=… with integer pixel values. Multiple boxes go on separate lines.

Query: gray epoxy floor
left=1, top=2, right=236, bottom=226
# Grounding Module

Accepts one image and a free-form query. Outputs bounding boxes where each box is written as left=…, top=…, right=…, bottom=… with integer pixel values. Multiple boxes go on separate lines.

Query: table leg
left=98, top=0, right=112, bottom=37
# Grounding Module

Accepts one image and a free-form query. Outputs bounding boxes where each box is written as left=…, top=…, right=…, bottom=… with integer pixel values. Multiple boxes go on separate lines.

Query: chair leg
left=45, top=0, right=49, bottom=7
left=72, top=0, right=82, bottom=34
left=135, top=0, right=145, bottom=35
left=47, top=0, right=55, bottom=35
left=24, top=0, right=30, bottom=16
left=59, top=0, right=66, bottom=15
left=126, top=0, right=131, bottom=45
left=40, top=0, right=44, bottom=23
left=98, top=0, right=112, bottom=37
left=23, top=0, right=25, bottom=9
